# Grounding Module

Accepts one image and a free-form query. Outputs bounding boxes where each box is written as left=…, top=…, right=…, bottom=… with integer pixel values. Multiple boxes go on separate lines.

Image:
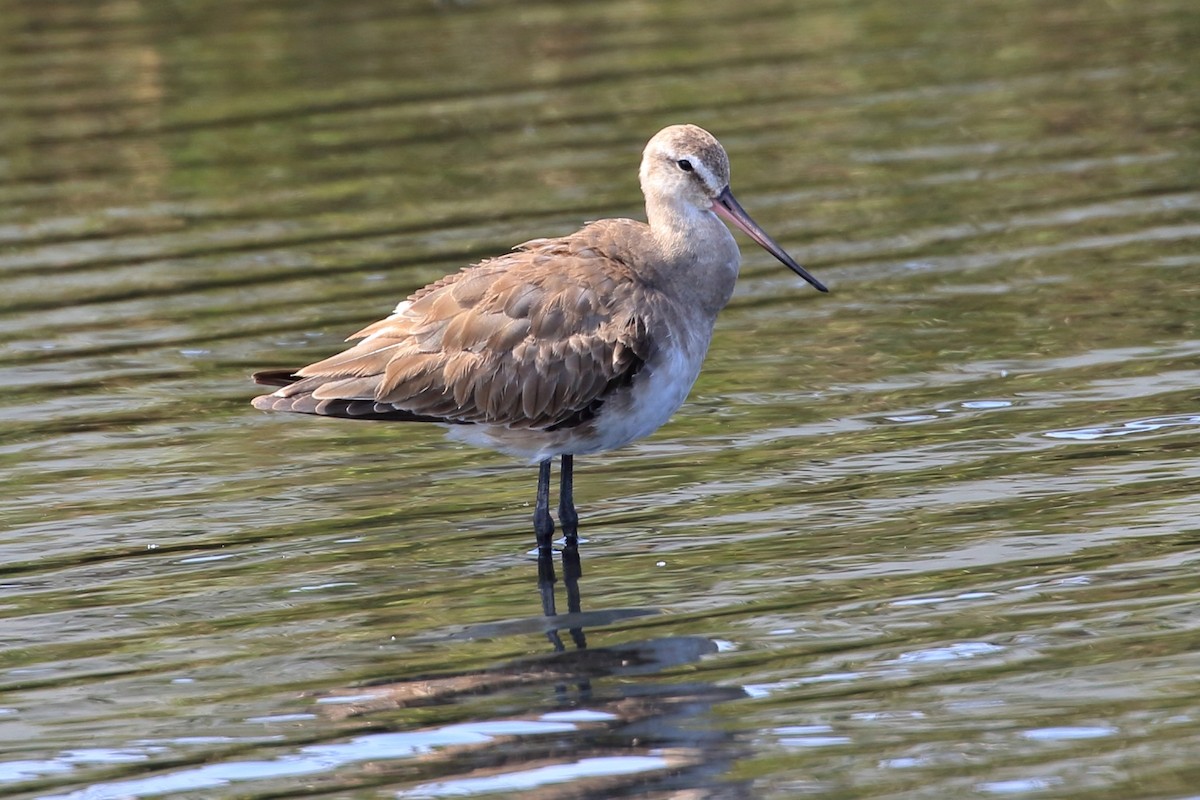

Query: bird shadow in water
left=315, top=544, right=752, bottom=796
left=539, top=537, right=587, bottom=655
left=318, top=542, right=735, bottom=718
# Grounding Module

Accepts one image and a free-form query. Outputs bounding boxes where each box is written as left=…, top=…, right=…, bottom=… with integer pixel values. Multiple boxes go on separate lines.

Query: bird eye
left=677, top=159, right=694, bottom=172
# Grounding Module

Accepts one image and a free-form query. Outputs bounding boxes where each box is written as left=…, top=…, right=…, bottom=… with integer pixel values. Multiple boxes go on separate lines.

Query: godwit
left=252, top=124, right=827, bottom=560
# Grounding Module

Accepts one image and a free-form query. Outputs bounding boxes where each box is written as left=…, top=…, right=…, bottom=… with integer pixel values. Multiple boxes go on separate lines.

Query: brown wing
left=252, top=221, right=653, bottom=430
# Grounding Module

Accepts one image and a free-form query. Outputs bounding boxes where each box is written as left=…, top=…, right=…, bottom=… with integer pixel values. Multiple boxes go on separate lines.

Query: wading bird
left=252, top=124, right=827, bottom=569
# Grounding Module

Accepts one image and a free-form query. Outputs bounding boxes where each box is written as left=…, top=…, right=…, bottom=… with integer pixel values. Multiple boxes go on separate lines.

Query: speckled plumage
left=255, top=221, right=660, bottom=455
left=252, top=124, right=826, bottom=550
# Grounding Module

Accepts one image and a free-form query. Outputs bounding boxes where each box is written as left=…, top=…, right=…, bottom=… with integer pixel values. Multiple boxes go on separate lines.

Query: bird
left=251, top=124, right=827, bottom=563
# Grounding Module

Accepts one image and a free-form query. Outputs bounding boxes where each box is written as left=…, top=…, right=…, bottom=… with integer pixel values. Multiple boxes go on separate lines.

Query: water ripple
left=1046, top=413, right=1200, bottom=441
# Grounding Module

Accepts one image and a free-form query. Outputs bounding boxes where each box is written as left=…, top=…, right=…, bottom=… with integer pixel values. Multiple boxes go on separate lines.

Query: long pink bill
left=712, top=187, right=828, bottom=293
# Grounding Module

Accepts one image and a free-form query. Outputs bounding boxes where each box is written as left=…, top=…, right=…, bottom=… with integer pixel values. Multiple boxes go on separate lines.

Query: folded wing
left=252, top=226, right=652, bottom=431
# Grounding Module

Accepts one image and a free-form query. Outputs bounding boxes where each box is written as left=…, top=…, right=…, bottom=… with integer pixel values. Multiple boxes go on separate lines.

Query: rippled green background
left=2, top=0, right=1198, bottom=797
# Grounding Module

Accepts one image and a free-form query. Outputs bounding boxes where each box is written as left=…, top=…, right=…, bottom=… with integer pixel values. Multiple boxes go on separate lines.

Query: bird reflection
left=317, top=547, right=751, bottom=797
left=538, top=535, right=587, bottom=655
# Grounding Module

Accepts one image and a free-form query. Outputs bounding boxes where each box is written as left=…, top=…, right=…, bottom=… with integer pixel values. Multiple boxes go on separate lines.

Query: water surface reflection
left=2, top=0, right=1199, bottom=797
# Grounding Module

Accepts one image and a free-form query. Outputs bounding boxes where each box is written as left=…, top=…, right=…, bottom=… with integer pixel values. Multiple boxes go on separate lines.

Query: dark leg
left=534, top=459, right=558, bottom=622
left=535, top=458, right=556, bottom=548
left=558, top=454, right=579, bottom=543
left=558, top=455, right=586, bottom=649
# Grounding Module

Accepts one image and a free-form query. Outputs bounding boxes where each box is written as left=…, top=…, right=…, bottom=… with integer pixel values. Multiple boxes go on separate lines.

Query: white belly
left=446, top=315, right=714, bottom=463
left=586, top=337, right=706, bottom=452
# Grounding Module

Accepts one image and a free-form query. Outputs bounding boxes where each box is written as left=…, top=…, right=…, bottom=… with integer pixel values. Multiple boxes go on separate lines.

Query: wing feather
left=254, top=221, right=654, bottom=430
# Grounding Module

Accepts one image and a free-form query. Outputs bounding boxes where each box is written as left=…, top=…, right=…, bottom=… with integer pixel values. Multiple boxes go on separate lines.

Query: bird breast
left=585, top=308, right=714, bottom=452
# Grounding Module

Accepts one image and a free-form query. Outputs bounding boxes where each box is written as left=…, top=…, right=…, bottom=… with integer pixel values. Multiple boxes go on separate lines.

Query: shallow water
left=2, top=0, right=1199, bottom=797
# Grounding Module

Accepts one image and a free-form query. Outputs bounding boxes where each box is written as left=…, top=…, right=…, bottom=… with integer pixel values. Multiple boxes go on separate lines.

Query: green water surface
left=1, top=0, right=1198, bottom=797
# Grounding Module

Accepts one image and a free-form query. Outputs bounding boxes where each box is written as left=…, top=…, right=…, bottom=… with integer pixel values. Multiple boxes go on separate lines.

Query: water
left=2, top=0, right=1198, bottom=797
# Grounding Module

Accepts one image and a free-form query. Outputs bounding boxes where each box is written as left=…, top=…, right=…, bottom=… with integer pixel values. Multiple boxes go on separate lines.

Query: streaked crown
left=640, top=124, right=732, bottom=204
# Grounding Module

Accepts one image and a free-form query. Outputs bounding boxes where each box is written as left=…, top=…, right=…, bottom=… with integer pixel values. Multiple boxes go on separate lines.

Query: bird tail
left=251, top=369, right=302, bottom=387
left=249, top=369, right=467, bottom=424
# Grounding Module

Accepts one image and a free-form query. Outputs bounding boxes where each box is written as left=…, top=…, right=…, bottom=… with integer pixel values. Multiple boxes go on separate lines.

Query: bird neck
left=644, top=194, right=741, bottom=316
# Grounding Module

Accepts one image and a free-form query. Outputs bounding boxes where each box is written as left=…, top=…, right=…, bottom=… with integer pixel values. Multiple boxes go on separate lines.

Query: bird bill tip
left=712, top=188, right=828, bottom=293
